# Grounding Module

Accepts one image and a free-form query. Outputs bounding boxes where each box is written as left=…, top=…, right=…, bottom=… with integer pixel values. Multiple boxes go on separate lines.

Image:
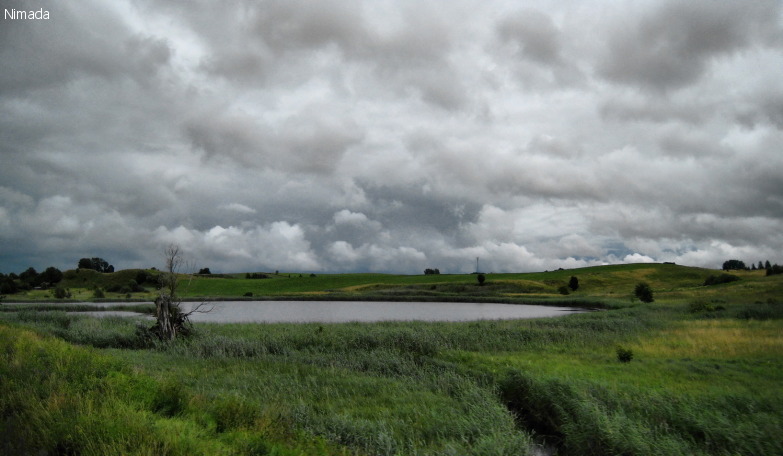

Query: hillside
left=7, top=263, right=782, bottom=305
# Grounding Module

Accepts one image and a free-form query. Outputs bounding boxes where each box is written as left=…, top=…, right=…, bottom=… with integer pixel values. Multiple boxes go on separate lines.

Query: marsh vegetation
left=1, top=263, right=782, bottom=455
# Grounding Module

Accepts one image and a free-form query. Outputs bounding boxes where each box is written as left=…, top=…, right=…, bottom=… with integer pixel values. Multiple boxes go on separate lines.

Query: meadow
left=1, top=263, right=782, bottom=455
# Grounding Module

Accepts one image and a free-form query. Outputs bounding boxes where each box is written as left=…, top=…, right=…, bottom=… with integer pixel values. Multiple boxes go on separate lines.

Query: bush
left=93, top=287, right=105, bottom=299
left=616, top=346, right=634, bottom=363
left=634, top=282, right=654, bottom=303
left=703, top=274, right=740, bottom=286
left=1, top=277, right=19, bottom=294
left=688, top=300, right=715, bottom=313
left=558, top=285, right=570, bottom=295
left=477, top=274, right=486, bottom=286
left=53, top=287, right=71, bottom=299
left=127, top=279, right=144, bottom=292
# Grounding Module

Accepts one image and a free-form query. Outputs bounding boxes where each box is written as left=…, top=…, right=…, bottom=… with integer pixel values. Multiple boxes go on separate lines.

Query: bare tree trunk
left=155, top=296, right=176, bottom=340
left=152, top=243, right=210, bottom=341
left=155, top=244, right=182, bottom=341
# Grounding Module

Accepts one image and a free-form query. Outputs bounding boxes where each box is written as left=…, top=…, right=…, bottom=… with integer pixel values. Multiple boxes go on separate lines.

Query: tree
left=765, top=260, right=772, bottom=270
left=477, top=274, right=486, bottom=286
left=198, top=267, right=212, bottom=275
left=19, top=267, right=40, bottom=288
left=150, top=244, right=209, bottom=341
left=634, top=282, right=654, bottom=303
left=722, top=259, right=747, bottom=271
left=0, top=277, right=18, bottom=294
left=568, top=276, right=579, bottom=291
left=77, top=257, right=114, bottom=273
left=767, top=264, right=783, bottom=276
left=40, top=266, right=63, bottom=285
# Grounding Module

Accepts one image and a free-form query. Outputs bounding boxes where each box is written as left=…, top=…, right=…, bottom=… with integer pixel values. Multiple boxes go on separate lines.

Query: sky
left=1, top=0, right=782, bottom=274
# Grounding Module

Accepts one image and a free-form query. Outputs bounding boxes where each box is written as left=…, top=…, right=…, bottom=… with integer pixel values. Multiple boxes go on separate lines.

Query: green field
left=8, top=262, right=781, bottom=305
left=1, top=263, right=782, bottom=455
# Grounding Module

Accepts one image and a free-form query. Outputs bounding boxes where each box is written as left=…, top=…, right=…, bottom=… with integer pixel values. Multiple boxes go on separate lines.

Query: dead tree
left=151, top=244, right=211, bottom=341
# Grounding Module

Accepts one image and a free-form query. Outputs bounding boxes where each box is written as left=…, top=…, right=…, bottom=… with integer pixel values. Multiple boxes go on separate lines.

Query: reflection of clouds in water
left=179, top=301, right=585, bottom=323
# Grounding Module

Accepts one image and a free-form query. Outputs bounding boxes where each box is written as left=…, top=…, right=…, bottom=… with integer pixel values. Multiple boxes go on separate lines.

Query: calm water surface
left=61, top=300, right=585, bottom=323
left=178, top=301, right=584, bottom=323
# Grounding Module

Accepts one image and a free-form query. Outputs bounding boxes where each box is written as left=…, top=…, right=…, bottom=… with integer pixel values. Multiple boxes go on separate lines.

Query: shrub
left=477, top=274, right=486, bottom=286
left=634, top=282, right=654, bottom=302
left=558, top=285, right=570, bottom=295
left=152, top=380, right=188, bottom=417
left=243, top=292, right=253, bottom=297
left=0, top=277, right=18, bottom=294
left=703, top=274, right=740, bottom=286
left=127, top=279, right=144, bottom=292
left=688, top=300, right=715, bottom=313
left=568, top=276, right=579, bottom=291
left=616, top=346, right=634, bottom=363
left=93, top=287, right=105, bottom=299
left=53, top=287, right=71, bottom=299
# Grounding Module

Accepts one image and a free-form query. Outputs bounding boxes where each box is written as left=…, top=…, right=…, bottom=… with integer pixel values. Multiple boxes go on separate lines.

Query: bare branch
left=183, top=301, right=214, bottom=316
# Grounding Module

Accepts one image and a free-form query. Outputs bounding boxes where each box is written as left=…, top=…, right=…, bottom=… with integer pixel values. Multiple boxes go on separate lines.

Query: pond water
left=158, top=301, right=582, bottom=323
left=49, top=300, right=585, bottom=323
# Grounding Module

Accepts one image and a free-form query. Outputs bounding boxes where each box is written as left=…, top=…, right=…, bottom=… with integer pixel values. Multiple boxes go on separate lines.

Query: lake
left=82, top=300, right=586, bottom=323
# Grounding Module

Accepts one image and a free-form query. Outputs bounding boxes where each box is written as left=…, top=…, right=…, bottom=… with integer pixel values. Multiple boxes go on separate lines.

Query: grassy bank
left=2, top=264, right=782, bottom=454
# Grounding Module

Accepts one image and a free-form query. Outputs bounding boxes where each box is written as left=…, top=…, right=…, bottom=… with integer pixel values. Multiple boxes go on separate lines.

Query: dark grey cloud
left=1, top=0, right=782, bottom=274
left=598, top=0, right=782, bottom=91
left=498, top=9, right=563, bottom=65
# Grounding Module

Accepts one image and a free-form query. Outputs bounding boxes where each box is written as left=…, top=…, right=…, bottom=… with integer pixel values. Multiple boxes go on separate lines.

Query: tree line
left=0, top=257, right=117, bottom=295
left=0, top=266, right=64, bottom=294
left=722, top=259, right=783, bottom=276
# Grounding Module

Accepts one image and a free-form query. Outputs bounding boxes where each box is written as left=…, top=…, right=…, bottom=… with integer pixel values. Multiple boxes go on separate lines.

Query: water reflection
left=174, top=300, right=585, bottom=323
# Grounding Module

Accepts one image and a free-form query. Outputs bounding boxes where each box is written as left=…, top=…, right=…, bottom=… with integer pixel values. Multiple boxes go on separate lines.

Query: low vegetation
left=1, top=263, right=782, bottom=455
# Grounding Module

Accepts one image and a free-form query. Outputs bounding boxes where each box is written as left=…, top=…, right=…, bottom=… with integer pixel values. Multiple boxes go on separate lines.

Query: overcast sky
left=1, top=0, right=782, bottom=274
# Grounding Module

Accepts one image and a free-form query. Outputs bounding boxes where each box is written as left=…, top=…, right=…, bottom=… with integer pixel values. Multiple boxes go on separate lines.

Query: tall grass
left=2, top=281, right=782, bottom=455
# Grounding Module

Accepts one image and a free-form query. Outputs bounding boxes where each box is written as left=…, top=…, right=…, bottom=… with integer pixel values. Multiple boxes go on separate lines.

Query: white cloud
left=623, top=253, right=656, bottom=264
left=220, top=203, right=257, bottom=214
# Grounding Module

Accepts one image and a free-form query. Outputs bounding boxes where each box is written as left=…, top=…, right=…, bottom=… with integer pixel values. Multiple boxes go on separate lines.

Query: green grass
left=13, top=262, right=781, bottom=305
left=1, top=264, right=782, bottom=454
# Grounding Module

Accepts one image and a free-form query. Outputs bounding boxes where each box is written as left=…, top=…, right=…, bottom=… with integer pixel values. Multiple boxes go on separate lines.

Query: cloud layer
left=1, top=0, right=782, bottom=273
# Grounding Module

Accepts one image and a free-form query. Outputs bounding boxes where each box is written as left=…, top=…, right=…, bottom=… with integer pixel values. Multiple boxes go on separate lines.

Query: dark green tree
left=19, top=267, right=40, bottom=288
left=634, top=282, right=654, bottom=302
left=568, top=276, right=579, bottom=291
left=722, top=259, right=747, bottom=271
left=0, top=277, right=17, bottom=294
left=477, top=274, right=486, bottom=286
left=78, top=257, right=114, bottom=273
left=40, top=266, right=63, bottom=285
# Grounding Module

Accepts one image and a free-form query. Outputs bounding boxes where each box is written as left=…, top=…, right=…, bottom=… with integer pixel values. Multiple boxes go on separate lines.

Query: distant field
left=8, top=263, right=780, bottom=305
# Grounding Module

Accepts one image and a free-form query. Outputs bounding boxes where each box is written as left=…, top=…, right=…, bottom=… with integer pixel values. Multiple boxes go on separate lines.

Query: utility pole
left=476, top=257, right=479, bottom=273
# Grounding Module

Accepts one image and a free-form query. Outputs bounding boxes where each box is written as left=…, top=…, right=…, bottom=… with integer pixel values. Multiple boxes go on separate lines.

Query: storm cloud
left=1, top=0, right=782, bottom=274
